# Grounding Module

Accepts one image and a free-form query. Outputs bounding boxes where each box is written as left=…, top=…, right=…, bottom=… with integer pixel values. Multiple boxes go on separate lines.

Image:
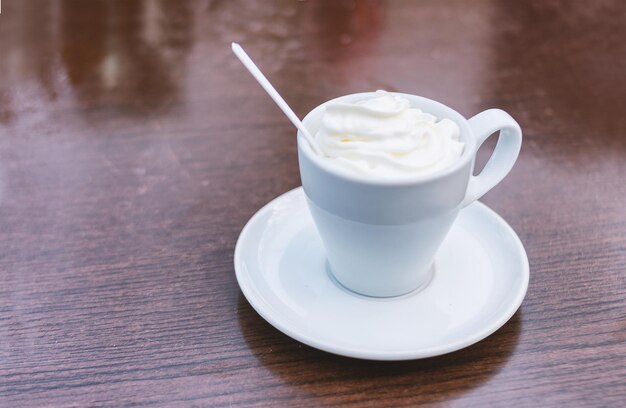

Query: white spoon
left=231, top=42, right=321, bottom=154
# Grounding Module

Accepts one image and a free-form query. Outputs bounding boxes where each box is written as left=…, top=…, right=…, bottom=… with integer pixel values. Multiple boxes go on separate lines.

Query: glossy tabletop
left=1, top=1, right=625, bottom=406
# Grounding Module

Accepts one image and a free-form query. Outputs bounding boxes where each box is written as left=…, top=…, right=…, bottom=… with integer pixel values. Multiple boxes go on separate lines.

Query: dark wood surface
left=1, top=0, right=625, bottom=406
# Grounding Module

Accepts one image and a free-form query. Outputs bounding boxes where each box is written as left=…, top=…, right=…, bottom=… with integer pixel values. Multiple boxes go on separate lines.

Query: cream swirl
left=314, top=90, right=464, bottom=179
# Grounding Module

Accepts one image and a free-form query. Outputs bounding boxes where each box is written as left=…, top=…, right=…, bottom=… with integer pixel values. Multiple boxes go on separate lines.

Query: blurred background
left=2, top=0, right=624, bottom=129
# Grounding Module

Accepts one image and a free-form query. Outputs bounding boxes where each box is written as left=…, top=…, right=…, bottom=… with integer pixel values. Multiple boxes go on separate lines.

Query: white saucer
left=234, top=187, right=529, bottom=361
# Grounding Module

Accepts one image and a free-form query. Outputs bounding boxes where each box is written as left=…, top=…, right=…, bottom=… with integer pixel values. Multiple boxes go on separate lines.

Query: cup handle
left=459, top=109, right=522, bottom=208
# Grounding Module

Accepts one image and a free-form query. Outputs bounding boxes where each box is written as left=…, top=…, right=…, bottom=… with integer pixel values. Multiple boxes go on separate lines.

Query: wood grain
left=1, top=0, right=625, bottom=406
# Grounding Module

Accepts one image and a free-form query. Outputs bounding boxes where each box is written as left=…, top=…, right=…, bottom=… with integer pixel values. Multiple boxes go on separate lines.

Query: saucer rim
left=234, top=187, right=529, bottom=361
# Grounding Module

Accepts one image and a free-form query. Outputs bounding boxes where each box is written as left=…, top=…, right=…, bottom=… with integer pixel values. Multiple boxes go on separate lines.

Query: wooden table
left=1, top=1, right=625, bottom=406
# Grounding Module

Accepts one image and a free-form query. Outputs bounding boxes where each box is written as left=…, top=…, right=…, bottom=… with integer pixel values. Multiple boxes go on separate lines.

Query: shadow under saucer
left=236, top=292, right=523, bottom=404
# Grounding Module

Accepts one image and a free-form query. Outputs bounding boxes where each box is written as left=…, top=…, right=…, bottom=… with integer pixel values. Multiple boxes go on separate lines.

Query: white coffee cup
left=297, top=92, right=522, bottom=297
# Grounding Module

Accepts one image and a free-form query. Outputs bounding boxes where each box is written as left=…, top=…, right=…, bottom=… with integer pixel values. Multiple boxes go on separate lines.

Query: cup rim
left=298, top=92, right=477, bottom=187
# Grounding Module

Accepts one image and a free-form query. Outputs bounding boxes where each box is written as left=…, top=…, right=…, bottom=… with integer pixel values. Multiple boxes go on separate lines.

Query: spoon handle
left=231, top=43, right=320, bottom=154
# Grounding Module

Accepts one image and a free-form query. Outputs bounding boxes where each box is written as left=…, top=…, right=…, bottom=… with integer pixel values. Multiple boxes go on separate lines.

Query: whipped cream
left=314, top=90, right=464, bottom=179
